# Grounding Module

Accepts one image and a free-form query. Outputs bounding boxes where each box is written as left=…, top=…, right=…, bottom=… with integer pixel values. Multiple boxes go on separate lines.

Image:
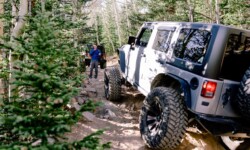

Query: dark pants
left=89, top=60, right=99, bottom=78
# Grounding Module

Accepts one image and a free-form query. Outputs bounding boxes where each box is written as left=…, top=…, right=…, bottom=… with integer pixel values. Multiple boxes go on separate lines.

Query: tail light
left=201, top=81, right=217, bottom=98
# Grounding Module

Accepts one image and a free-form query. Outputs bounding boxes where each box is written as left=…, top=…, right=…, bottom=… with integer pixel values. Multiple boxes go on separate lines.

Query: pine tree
left=0, top=12, right=110, bottom=149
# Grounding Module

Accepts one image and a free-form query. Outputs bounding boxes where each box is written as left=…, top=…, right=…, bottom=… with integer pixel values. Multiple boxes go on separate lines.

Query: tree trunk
left=131, top=0, right=137, bottom=12
left=0, top=0, right=3, bottom=36
left=187, top=0, right=194, bottom=22
left=209, top=0, right=213, bottom=23
left=41, top=0, right=45, bottom=12
left=11, top=0, right=28, bottom=38
left=0, top=0, right=4, bottom=95
left=95, top=15, right=100, bottom=45
left=72, top=0, right=78, bottom=48
left=125, top=0, right=131, bottom=30
left=28, top=0, right=32, bottom=14
left=101, top=12, right=115, bottom=54
left=215, top=0, right=220, bottom=24
left=112, top=0, right=122, bottom=46
left=9, top=0, right=28, bottom=101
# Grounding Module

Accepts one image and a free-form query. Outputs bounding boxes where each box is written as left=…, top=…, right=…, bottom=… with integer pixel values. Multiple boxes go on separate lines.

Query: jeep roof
left=135, top=22, right=250, bottom=81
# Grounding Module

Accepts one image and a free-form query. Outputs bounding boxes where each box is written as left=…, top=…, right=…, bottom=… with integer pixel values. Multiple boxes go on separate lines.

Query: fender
left=168, top=73, right=192, bottom=109
left=118, top=49, right=126, bottom=73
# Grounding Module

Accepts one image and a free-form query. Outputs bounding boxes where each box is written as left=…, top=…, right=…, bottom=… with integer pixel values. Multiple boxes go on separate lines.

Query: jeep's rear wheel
left=104, top=67, right=121, bottom=101
left=236, top=67, right=250, bottom=118
left=139, top=87, right=188, bottom=149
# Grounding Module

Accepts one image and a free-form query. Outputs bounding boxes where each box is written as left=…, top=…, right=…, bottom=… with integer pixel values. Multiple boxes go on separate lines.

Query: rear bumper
left=196, top=114, right=250, bottom=137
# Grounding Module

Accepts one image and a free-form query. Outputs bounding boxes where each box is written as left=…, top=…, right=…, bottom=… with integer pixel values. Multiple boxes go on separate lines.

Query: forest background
left=0, top=0, right=249, bottom=149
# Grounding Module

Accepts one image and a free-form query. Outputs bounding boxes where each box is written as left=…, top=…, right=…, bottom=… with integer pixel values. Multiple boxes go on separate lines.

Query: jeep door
left=139, top=27, right=176, bottom=94
left=127, top=28, right=153, bottom=86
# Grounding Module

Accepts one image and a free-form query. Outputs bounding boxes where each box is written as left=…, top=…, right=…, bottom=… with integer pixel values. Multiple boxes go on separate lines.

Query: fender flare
left=168, top=74, right=192, bottom=109
left=118, top=50, right=126, bottom=73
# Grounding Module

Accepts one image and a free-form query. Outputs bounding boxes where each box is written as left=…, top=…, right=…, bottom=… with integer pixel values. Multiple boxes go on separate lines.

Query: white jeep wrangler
left=104, top=22, right=250, bottom=149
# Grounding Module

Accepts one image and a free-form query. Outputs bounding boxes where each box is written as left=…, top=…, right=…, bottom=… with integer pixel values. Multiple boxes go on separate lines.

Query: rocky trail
left=66, top=57, right=249, bottom=150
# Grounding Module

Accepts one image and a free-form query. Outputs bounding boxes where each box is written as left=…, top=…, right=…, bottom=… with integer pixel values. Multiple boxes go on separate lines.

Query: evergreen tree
left=0, top=12, right=110, bottom=149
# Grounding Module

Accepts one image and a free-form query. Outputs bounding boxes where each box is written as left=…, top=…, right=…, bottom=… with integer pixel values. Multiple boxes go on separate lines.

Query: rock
left=48, top=137, right=55, bottom=144
left=80, top=90, right=88, bottom=96
left=81, top=83, right=86, bottom=88
left=179, top=132, right=225, bottom=150
left=130, top=104, right=135, bottom=111
left=85, top=87, right=97, bottom=93
left=84, top=87, right=97, bottom=98
left=77, top=97, right=86, bottom=105
left=72, top=102, right=81, bottom=111
left=83, top=79, right=90, bottom=85
left=71, top=97, right=77, bottom=103
left=66, top=104, right=76, bottom=114
left=66, top=102, right=81, bottom=114
left=117, top=142, right=128, bottom=149
left=31, top=138, right=54, bottom=147
left=103, top=109, right=116, bottom=120
left=98, top=79, right=104, bottom=82
left=66, top=103, right=73, bottom=109
left=32, top=139, right=41, bottom=146
left=119, top=104, right=126, bottom=109
left=82, top=111, right=96, bottom=122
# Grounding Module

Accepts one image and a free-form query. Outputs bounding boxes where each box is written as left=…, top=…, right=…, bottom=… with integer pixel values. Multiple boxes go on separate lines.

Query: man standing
left=89, top=44, right=101, bottom=79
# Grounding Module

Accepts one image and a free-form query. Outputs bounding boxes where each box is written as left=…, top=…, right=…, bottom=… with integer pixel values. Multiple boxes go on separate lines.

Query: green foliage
left=0, top=10, right=110, bottom=150
left=220, top=0, right=250, bottom=29
left=112, top=0, right=250, bottom=47
left=0, top=1, right=13, bottom=40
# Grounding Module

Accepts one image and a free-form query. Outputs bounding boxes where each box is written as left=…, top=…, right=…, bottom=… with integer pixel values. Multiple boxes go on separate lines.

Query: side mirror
left=128, top=36, right=136, bottom=44
left=116, top=48, right=120, bottom=55
left=128, top=36, right=136, bottom=50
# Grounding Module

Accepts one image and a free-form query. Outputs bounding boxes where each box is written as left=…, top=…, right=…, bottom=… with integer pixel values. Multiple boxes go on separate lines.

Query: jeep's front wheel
left=236, top=66, right=250, bottom=118
left=104, top=67, right=121, bottom=101
left=139, top=87, right=188, bottom=149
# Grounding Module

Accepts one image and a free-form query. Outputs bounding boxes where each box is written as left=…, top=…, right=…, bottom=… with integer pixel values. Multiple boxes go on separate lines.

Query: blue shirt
left=89, top=49, right=101, bottom=61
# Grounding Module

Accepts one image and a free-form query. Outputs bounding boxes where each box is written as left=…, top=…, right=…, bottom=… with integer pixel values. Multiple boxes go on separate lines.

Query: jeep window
left=220, top=34, right=250, bottom=81
left=245, top=37, right=250, bottom=51
left=225, top=34, right=250, bottom=55
left=136, top=28, right=152, bottom=47
left=153, top=30, right=174, bottom=52
left=174, top=29, right=211, bottom=64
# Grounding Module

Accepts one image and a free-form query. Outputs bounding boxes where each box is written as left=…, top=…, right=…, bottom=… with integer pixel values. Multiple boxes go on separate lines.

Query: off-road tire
left=104, top=67, right=121, bottom=101
left=139, top=87, right=188, bottom=149
left=236, top=66, right=250, bottom=118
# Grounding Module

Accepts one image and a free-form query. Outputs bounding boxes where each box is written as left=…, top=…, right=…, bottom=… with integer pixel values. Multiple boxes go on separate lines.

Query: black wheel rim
left=104, top=74, right=110, bottom=99
left=146, top=96, right=163, bottom=136
left=104, top=84, right=109, bottom=99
